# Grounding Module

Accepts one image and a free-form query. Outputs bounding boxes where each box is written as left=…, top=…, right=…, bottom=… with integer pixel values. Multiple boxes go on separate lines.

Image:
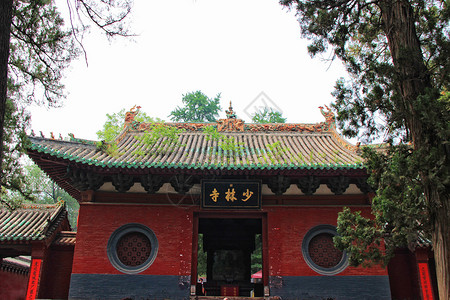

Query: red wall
left=266, top=206, right=388, bottom=277
left=0, top=269, right=28, bottom=300
left=73, top=203, right=386, bottom=278
left=39, top=246, right=74, bottom=299
left=72, top=203, right=194, bottom=275
left=387, top=248, right=421, bottom=299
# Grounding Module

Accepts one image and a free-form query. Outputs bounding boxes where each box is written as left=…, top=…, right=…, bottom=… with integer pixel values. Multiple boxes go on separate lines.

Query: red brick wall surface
left=387, top=249, right=421, bottom=299
left=72, top=203, right=194, bottom=275
left=39, top=247, right=74, bottom=299
left=266, top=206, right=388, bottom=277
left=0, top=269, right=28, bottom=300
left=73, top=202, right=386, bottom=278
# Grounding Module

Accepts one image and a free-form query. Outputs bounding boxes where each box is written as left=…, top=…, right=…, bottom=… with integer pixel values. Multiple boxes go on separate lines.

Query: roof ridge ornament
left=225, top=101, right=237, bottom=119
left=319, top=104, right=336, bottom=128
left=124, top=105, right=141, bottom=128
left=218, top=101, right=244, bottom=132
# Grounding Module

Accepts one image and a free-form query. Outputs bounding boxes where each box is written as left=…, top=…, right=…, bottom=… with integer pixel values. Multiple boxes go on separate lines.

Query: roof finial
left=124, top=105, right=141, bottom=127
left=319, top=104, right=335, bottom=128
left=225, top=101, right=236, bottom=119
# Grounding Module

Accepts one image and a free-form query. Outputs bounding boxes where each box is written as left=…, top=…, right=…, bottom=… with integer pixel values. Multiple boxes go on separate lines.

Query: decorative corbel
left=111, top=173, right=135, bottom=193
left=170, top=174, right=194, bottom=194
left=267, top=175, right=291, bottom=195
left=140, top=174, right=164, bottom=194
left=67, top=166, right=104, bottom=191
left=297, top=176, right=321, bottom=195
left=326, top=176, right=350, bottom=195
left=355, top=177, right=374, bottom=194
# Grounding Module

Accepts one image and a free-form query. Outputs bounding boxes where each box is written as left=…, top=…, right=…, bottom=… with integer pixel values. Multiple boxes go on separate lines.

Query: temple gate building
left=22, top=105, right=436, bottom=299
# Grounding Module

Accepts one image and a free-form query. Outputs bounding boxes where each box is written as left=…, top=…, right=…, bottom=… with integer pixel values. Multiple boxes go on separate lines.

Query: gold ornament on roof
left=218, top=101, right=244, bottom=132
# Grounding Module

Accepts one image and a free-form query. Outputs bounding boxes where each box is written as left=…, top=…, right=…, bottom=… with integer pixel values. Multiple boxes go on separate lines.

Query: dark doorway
left=196, top=218, right=263, bottom=297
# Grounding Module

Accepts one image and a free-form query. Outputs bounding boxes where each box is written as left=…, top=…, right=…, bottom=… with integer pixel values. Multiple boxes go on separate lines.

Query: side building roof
left=0, top=204, right=67, bottom=243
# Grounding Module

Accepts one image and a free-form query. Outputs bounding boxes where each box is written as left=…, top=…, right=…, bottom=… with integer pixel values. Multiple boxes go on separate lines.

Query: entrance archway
left=194, top=215, right=265, bottom=297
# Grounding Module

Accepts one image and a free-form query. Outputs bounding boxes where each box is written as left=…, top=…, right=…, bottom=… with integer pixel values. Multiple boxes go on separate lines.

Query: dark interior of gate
left=197, top=218, right=263, bottom=297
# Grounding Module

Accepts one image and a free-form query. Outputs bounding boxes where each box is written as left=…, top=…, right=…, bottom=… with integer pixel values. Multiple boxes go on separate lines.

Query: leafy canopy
left=1, top=0, right=133, bottom=208
left=280, top=1, right=450, bottom=293
left=0, top=97, right=30, bottom=209
left=251, top=107, right=287, bottom=123
left=96, top=108, right=159, bottom=143
left=169, top=91, right=221, bottom=122
left=3, top=161, right=79, bottom=229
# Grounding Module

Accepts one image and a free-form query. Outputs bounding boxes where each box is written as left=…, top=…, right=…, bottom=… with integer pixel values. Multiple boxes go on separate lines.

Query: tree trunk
left=0, top=0, right=13, bottom=188
left=379, top=1, right=449, bottom=298
left=432, top=190, right=450, bottom=300
left=379, top=0, right=430, bottom=144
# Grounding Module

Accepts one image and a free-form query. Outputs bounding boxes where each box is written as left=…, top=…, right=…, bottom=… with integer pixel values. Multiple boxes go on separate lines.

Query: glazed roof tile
left=1, top=256, right=31, bottom=274
left=52, top=231, right=76, bottom=247
left=28, top=125, right=364, bottom=171
left=26, top=107, right=368, bottom=199
left=0, top=204, right=65, bottom=242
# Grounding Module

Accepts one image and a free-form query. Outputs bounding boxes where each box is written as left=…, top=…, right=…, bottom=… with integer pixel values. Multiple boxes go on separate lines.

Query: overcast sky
left=29, top=0, right=347, bottom=141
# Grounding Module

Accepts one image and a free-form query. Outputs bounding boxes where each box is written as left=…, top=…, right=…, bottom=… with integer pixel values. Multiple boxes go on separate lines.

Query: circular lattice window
left=302, top=225, right=348, bottom=275
left=107, top=224, right=158, bottom=274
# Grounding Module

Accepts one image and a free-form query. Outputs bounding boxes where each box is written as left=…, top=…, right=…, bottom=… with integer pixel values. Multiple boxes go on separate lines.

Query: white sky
left=29, top=0, right=347, bottom=141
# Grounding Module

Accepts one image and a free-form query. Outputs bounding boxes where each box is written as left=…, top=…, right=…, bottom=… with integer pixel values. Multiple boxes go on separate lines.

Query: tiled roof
left=52, top=231, right=76, bottom=247
left=0, top=204, right=66, bottom=242
left=28, top=114, right=363, bottom=172
left=28, top=131, right=362, bottom=171
left=1, top=256, right=30, bottom=275
left=26, top=107, right=369, bottom=199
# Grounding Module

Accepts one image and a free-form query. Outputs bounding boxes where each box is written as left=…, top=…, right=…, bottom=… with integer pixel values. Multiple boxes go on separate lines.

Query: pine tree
left=0, top=0, right=133, bottom=207
left=280, top=1, right=449, bottom=297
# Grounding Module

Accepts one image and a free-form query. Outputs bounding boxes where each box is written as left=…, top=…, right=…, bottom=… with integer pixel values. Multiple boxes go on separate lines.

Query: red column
left=262, top=213, right=269, bottom=296
left=191, top=212, right=199, bottom=295
left=25, top=259, right=42, bottom=300
left=415, top=248, right=434, bottom=300
left=25, top=244, right=46, bottom=300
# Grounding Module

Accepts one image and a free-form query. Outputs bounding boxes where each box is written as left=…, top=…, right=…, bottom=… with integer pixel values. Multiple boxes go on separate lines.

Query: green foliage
left=203, top=125, right=244, bottom=158
left=9, top=1, right=79, bottom=107
left=281, top=0, right=449, bottom=142
left=251, top=107, right=287, bottom=123
left=280, top=1, right=450, bottom=285
left=266, top=141, right=288, bottom=162
left=251, top=234, right=262, bottom=274
left=0, top=97, right=30, bottom=209
left=335, top=142, right=436, bottom=266
left=197, top=234, right=207, bottom=277
left=2, top=162, right=79, bottom=229
left=96, top=108, right=186, bottom=158
left=169, top=91, right=221, bottom=122
left=334, top=208, right=385, bottom=267
left=24, top=163, right=79, bottom=229
left=1, top=0, right=133, bottom=208
left=96, top=140, right=121, bottom=157
left=96, top=108, right=158, bottom=142
left=1, top=0, right=77, bottom=207
left=134, top=123, right=184, bottom=156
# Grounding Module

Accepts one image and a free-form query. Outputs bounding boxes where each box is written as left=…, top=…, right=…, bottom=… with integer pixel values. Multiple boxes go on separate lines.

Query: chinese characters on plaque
left=201, top=180, right=261, bottom=209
